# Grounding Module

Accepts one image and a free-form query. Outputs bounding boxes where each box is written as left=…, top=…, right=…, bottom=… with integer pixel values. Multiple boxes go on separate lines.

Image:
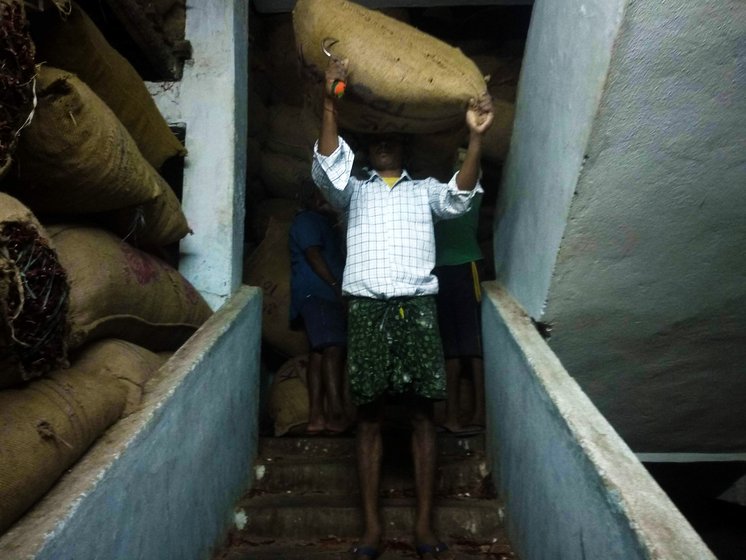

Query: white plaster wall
left=493, top=0, right=627, bottom=318
left=481, top=283, right=715, bottom=560
left=174, top=0, right=249, bottom=310
left=544, top=0, right=746, bottom=452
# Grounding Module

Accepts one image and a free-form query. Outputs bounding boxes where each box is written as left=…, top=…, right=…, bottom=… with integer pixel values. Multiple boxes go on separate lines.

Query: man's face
left=367, top=134, right=404, bottom=173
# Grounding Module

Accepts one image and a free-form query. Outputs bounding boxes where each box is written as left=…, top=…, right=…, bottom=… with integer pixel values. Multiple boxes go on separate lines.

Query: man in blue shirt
left=289, top=182, right=349, bottom=434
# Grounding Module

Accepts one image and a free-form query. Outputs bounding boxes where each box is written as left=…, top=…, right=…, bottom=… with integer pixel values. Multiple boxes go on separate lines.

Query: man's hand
left=325, top=57, right=349, bottom=99
left=466, top=92, right=494, bottom=135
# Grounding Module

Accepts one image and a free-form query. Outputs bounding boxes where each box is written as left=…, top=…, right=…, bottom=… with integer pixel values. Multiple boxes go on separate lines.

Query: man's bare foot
left=350, top=530, right=381, bottom=559
left=415, top=530, right=454, bottom=559
left=325, top=413, right=350, bottom=434
left=306, top=417, right=325, bottom=435
left=438, top=420, right=462, bottom=434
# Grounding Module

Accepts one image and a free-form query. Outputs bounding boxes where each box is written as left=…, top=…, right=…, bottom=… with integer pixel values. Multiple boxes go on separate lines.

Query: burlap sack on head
left=293, top=0, right=488, bottom=134
left=47, top=225, right=213, bottom=352
left=31, top=2, right=186, bottom=169
left=0, top=194, right=69, bottom=389
left=71, top=339, right=168, bottom=416
left=268, top=354, right=310, bottom=436
left=244, top=218, right=309, bottom=358
left=10, top=67, right=163, bottom=214
left=0, top=365, right=126, bottom=533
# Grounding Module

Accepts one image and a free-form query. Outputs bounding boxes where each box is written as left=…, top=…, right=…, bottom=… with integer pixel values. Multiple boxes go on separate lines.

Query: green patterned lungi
left=347, top=296, right=446, bottom=405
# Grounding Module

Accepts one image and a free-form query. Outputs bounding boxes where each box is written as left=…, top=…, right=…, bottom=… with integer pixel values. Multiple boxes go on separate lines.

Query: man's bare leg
left=322, top=345, right=349, bottom=433
left=469, top=357, right=486, bottom=427
left=306, top=351, right=325, bottom=434
left=355, top=400, right=383, bottom=556
left=441, top=358, right=462, bottom=433
left=411, top=399, right=454, bottom=559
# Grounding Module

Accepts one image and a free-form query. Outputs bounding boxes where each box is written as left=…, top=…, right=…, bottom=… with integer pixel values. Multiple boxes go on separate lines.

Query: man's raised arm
left=456, top=92, right=494, bottom=191
left=318, top=57, right=348, bottom=156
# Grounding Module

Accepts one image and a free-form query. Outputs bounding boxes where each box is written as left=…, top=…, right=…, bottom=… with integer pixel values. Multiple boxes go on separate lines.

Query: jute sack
left=71, top=339, right=168, bottom=416
left=248, top=198, right=301, bottom=243
left=268, top=354, right=310, bottom=436
left=293, top=0, right=487, bottom=134
left=11, top=67, right=162, bottom=214
left=408, top=127, right=468, bottom=183
left=481, top=98, right=515, bottom=163
left=102, top=171, right=191, bottom=248
left=265, top=14, right=305, bottom=107
left=0, top=0, right=35, bottom=181
left=31, top=3, right=186, bottom=169
left=244, top=218, right=309, bottom=358
left=264, top=103, right=319, bottom=161
left=47, top=225, right=213, bottom=351
left=0, top=194, right=69, bottom=389
left=0, top=365, right=126, bottom=533
left=260, top=151, right=312, bottom=200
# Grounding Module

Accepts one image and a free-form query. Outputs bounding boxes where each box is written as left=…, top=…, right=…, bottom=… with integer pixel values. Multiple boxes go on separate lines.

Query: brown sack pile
left=72, top=339, right=168, bottom=417
left=0, top=194, right=69, bottom=389
left=244, top=218, right=309, bottom=358
left=268, top=354, right=310, bottom=436
left=48, top=225, right=212, bottom=352
left=31, top=2, right=186, bottom=169
left=0, top=0, right=35, bottom=180
left=293, top=0, right=488, bottom=134
left=10, top=66, right=163, bottom=214
left=103, top=171, right=192, bottom=248
left=0, top=365, right=126, bottom=533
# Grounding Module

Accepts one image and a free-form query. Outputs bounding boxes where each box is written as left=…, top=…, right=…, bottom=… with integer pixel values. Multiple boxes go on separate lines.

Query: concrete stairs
left=213, top=430, right=516, bottom=559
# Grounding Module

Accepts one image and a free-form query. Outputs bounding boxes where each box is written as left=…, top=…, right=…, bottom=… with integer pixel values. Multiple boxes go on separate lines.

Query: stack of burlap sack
left=247, top=0, right=519, bottom=435
left=0, top=3, right=212, bottom=533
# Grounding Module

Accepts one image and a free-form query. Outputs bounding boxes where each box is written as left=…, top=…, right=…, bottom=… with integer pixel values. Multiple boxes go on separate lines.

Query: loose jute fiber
left=0, top=194, right=69, bottom=389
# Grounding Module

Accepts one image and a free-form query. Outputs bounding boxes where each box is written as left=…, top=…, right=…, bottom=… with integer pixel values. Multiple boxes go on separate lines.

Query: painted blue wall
left=481, top=282, right=714, bottom=560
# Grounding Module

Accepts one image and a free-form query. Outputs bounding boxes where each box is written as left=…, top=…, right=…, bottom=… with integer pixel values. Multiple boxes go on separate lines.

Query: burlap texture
left=71, top=339, right=168, bottom=416
left=248, top=198, right=301, bottom=243
left=259, top=151, right=311, bottom=200
left=264, top=103, right=319, bottom=161
left=11, top=67, right=162, bottom=214
left=31, top=2, right=185, bottom=169
left=104, top=171, right=191, bottom=248
left=0, top=194, right=69, bottom=389
left=0, top=365, right=126, bottom=533
left=482, top=97, right=516, bottom=163
left=268, top=354, right=310, bottom=436
left=48, top=225, right=212, bottom=352
left=244, top=218, right=309, bottom=358
left=293, top=0, right=487, bottom=134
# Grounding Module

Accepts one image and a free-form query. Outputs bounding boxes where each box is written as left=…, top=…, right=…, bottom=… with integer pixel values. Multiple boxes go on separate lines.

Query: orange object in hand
left=331, top=79, right=346, bottom=98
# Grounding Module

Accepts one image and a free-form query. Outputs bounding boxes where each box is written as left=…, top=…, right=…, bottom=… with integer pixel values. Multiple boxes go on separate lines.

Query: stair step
left=235, top=494, right=505, bottom=540
left=217, top=537, right=516, bottom=559
left=258, top=432, right=485, bottom=460
left=252, top=454, right=493, bottom=498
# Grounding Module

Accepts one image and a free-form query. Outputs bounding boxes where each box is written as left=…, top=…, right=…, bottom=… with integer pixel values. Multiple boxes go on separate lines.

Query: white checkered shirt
left=312, top=137, right=483, bottom=299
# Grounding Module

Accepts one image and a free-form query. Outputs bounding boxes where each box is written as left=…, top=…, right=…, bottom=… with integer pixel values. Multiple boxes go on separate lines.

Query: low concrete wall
left=481, top=281, right=714, bottom=560
left=0, top=286, right=262, bottom=560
